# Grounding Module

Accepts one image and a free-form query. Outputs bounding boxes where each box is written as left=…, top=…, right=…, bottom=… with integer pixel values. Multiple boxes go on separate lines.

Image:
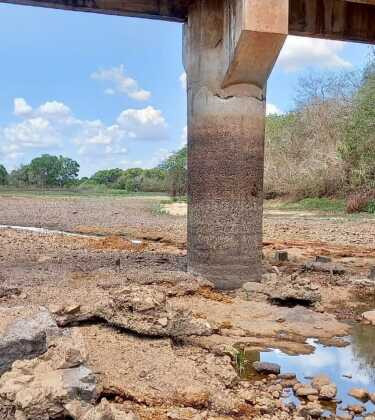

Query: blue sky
left=0, top=3, right=371, bottom=176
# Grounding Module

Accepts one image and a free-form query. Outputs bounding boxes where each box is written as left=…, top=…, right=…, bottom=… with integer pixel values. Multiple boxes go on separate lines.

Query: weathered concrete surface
left=184, top=0, right=281, bottom=289
left=0, top=306, right=58, bottom=374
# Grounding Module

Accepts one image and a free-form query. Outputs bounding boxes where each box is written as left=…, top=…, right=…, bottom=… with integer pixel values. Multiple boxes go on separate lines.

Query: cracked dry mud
left=0, top=195, right=374, bottom=419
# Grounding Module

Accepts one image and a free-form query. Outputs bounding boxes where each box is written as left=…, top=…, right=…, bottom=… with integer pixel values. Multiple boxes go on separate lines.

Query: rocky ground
left=0, top=194, right=375, bottom=419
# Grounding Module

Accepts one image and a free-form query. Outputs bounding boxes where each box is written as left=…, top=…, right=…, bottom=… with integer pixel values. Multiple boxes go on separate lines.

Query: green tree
left=91, top=168, right=123, bottom=185
left=0, top=164, right=8, bottom=185
left=159, top=147, right=187, bottom=198
left=28, top=154, right=79, bottom=187
left=9, top=165, right=30, bottom=186
left=57, top=156, right=80, bottom=186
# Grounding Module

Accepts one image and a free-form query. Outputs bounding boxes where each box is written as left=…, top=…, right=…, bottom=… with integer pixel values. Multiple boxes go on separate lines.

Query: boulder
left=252, top=362, right=280, bottom=375
left=348, top=388, right=369, bottom=401
left=0, top=306, right=58, bottom=374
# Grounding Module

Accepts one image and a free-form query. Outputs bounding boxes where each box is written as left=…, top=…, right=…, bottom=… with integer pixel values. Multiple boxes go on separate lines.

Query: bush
left=346, top=189, right=375, bottom=213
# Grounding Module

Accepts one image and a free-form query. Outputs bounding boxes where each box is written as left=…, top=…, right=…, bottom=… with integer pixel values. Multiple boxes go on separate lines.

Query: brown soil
left=0, top=194, right=374, bottom=419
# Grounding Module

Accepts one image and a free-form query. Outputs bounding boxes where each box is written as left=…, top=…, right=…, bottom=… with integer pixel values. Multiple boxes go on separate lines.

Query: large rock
left=51, top=285, right=212, bottom=338
left=0, top=330, right=97, bottom=420
left=0, top=306, right=58, bottom=374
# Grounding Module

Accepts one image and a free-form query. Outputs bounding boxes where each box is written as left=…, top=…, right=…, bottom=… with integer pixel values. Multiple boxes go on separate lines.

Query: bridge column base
left=184, top=0, right=287, bottom=289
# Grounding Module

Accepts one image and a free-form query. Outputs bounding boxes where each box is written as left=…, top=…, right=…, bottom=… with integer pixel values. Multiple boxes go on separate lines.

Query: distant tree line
left=0, top=147, right=187, bottom=198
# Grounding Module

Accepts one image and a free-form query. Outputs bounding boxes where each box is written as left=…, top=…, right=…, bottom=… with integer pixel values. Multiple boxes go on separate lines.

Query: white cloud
left=278, top=36, right=352, bottom=72
left=91, top=65, right=151, bottom=101
left=266, top=103, right=283, bottom=116
left=1, top=99, right=169, bottom=171
left=117, top=106, right=168, bottom=141
left=180, top=125, right=187, bottom=145
left=14, top=98, right=33, bottom=117
left=179, top=72, right=187, bottom=90
left=37, top=101, right=72, bottom=120
left=3, top=117, right=61, bottom=151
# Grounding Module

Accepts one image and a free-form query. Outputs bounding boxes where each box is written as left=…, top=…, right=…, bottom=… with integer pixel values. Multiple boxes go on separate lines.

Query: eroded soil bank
left=0, top=195, right=374, bottom=419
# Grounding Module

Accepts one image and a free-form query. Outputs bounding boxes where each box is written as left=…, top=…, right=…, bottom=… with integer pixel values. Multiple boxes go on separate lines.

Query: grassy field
left=0, top=186, right=168, bottom=199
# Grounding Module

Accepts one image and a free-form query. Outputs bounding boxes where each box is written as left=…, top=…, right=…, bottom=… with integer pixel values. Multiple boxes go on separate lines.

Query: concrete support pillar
left=184, top=0, right=287, bottom=289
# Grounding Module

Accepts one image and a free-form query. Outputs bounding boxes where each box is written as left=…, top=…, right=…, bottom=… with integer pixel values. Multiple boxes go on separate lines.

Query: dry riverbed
left=0, top=194, right=375, bottom=419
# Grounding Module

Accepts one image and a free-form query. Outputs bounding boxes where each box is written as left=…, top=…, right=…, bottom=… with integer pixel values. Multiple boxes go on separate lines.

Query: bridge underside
left=2, top=0, right=374, bottom=289
left=1, top=0, right=375, bottom=43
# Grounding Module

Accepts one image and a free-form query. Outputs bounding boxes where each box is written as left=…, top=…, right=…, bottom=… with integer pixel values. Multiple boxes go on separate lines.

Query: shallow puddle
left=238, top=324, right=375, bottom=418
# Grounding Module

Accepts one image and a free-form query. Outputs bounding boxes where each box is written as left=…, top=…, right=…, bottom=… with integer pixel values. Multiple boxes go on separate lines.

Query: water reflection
left=238, top=324, right=375, bottom=417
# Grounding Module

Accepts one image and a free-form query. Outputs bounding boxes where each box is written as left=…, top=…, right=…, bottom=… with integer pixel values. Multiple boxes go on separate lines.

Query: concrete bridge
left=2, top=0, right=374, bottom=289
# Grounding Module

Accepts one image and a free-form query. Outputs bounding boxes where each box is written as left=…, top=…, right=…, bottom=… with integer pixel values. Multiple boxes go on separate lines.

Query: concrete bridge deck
left=1, top=0, right=374, bottom=43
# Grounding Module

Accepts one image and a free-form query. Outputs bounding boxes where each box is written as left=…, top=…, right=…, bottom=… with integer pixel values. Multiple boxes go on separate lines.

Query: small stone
left=239, top=390, right=256, bottom=403
left=369, top=266, right=375, bottom=281
left=304, top=260, right=346, bottom=275
left=315, top=256, right=332, bottom=263
left=348, top=388, right=369, bottom=401
left=275, top=251, right=288, bottom=262
left=362, top=310, right=375, bottom=325
left=157, top=317, right=168, bottom=327
left=253, top=361, right=281, bottom=375
left=65, top=304, right=81, bottom=314
left=296, top=387, right=319, bottom=397
left=347, top=404, right=365, bottom=414
left=293, top=382, right=303, bottom=391
left=319, top=384, right=337, bottom=400
left=311, top=374, right=331, bottom=390
left=276, top=373, right=295, bottom=380
left=343, top=373, right=352, bottom=379
left=243, top=282, right=264, bottom=293
left=370, top=392, right=375, bottom=404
